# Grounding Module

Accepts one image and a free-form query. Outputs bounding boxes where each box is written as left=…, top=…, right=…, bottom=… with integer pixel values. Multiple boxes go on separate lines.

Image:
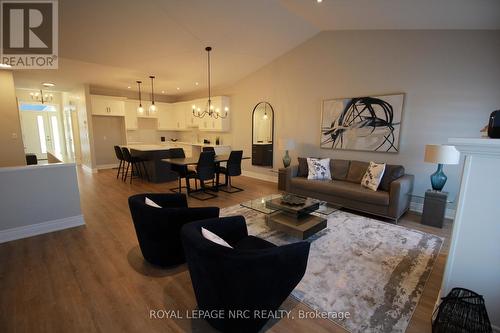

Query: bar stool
left=114, top=146, right=125, bottom=179
left=121, top=147, right=149, bottom=183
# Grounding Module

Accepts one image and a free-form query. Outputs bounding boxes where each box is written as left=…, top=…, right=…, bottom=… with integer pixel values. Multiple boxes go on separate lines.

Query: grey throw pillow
left=330, top=159, right=350, bottom=180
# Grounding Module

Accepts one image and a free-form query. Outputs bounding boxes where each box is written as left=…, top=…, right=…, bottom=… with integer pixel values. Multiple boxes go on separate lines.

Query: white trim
left=242, top=170, right=278, bottom=183
left=0, top=215, right=85, bottom=244
left=0, top=162, right=76, bottom=173
left=409, top=201, right=456, bottom=220
left=81, top=164, right=97, bottom=173
left=96, top=163, right=119, bottom=170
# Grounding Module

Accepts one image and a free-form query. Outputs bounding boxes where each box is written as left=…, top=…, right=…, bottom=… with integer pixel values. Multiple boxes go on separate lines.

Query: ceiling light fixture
left=161, top=90, right=165, bottom=94
left=316, top=0, right=323, bottom=3
left=148, top=75, right=157, bottom=114
left=176, top=87, right=180, bottom=90
left=195, top=82, right=199, bottom=86
left=42, top=82, right=55, bottom=87
left=136, top=80, right=144, bottom=115
left=30, top=89, right=53, bottom=104
left=192, top=46, right=228, bottom=119
left=127, top=86, right=131, bottom=89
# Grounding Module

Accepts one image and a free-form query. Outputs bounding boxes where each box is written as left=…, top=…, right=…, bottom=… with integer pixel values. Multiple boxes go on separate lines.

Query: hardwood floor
left=0, top=168, right=453, bottom=332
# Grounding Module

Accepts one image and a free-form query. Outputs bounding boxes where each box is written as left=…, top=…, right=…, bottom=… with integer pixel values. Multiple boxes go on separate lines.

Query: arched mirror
left=252, top=102, right=274, bottom=167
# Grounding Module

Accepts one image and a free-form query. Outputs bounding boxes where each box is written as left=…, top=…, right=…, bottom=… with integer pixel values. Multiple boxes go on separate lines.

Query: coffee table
left=240, top=193, right=342, bottom=240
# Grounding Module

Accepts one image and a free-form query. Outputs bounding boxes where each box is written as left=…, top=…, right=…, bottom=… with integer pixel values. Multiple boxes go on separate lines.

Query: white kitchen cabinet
left=157, top=103, right=175, bottom=130
left=91, top=95, right=125, bottom=116
left=184, top=100, right=200, bottom=128
left=124, top=100, right=138, bottom=130
left=198, top=96, right=230, bottom=132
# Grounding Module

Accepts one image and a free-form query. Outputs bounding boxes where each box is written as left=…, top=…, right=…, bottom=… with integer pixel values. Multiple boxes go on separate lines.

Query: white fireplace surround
left=442, top=138, right=500, bottom=331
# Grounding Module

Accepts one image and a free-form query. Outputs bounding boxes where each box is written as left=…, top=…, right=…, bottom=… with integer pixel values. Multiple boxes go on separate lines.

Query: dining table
left=161, top=154, right=250, bottom=193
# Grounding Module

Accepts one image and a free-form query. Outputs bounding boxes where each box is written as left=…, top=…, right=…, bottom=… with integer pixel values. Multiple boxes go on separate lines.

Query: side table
left=421, top=190, right=448, bottom=228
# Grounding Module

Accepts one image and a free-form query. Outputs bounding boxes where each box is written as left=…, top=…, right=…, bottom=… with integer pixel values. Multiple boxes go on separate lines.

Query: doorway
left=18, top=103, right=65, bottom=161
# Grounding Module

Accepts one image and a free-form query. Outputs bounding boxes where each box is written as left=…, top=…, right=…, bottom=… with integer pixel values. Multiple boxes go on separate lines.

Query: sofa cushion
left=297, top=157, right=308, bottom=177
left=361, top=161, right=386, bottom=191
left=290, top=177, right=389, bottom=206
left=330, top=159, right=350, bottom=180
left=234, top=235, right=276, bottom=250
left=379, top=165, right=405, bottom=191
left=346, top=161, right=369, bottom=183
left=307, top=158, right=332, bottom=180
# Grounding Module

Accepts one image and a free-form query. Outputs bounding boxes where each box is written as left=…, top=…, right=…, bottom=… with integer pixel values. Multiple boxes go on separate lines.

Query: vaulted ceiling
left=12, top=0, right=500, bottom=97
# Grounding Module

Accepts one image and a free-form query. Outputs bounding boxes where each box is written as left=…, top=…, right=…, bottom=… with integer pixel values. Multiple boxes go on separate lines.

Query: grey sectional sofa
left=281, top=159, right=414, bottom=223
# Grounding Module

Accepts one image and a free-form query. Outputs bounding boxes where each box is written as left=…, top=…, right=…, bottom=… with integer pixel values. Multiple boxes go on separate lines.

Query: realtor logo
left=1, top=0, right=58, bottom=69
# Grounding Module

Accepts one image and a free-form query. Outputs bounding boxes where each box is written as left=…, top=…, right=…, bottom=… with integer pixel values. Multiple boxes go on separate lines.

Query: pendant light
left=192, top=46, right=228, bottom=119
left=148, top=75, right=157, bottom=114
left=136, top=80, right=144, bottom=115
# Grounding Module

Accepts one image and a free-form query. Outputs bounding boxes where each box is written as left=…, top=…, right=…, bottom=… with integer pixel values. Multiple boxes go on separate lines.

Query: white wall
left=0, top=163, right=84, bottom=243
left=218, top=30, right=500, bottom=202
left=0, top=70, right=26, bottom=167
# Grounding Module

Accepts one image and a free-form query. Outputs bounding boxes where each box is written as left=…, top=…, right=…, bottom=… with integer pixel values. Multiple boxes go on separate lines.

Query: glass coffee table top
left=240, top=193, right=342, bottom=216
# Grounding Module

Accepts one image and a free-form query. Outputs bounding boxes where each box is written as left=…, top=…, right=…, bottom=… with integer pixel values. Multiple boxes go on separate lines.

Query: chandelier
left=30, top=89, right=53, bottom=104
left=192, top=46, right=228, bottom=119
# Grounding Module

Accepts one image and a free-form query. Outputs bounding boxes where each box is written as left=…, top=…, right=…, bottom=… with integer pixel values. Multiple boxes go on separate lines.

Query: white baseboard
left=96, top=163, right=119, bottom=170
left=0, top=215, right=85, bottom=244
left=81, top=164, right=97, bottom=173
left=242, top=170, right=278, bottom=183
left=409, top=201, right=456, bottom=220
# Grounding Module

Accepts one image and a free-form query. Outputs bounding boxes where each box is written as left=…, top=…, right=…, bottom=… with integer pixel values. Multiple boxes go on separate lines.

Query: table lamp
left=279, top=139, right=296, bottom=168
left=424, top=144, right=460, bottom=191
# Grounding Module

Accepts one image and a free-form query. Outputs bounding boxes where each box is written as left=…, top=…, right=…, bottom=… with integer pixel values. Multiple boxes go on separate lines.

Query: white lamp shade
left=278, top=139, right=296, bottom=151
left=424, top=144, right=460, bottom=165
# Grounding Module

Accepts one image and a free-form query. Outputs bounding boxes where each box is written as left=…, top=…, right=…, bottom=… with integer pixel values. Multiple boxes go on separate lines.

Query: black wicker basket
left=432, top=288, right=492, bottom=333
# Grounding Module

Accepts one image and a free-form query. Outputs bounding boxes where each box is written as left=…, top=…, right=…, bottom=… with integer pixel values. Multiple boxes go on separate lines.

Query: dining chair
left=114, top=145, right=125, bottom=179
left=186, top=151, right=217, bottom=200
left=168, top=148, right=190, bottom=193
left=121, top=147, right=149, bottom=183
left=217, top=150, right=244, bottom=193
left=202, top=146, right=215, bottom=153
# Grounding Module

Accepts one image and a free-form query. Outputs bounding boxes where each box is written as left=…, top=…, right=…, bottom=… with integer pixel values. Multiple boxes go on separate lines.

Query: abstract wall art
left=321, top=93, right=404, bottom=152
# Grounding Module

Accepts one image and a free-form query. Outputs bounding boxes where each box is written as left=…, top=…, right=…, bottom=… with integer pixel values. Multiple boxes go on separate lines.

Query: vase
left=282, top=150, right=291, bottom=168
left=430, top=163, right=447, bottom=191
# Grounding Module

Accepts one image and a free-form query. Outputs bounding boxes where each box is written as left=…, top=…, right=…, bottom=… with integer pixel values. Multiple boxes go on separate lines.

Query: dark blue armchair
left=128, top=193, right=219, bottom=267
left=181, top=215, right=310, bottom=332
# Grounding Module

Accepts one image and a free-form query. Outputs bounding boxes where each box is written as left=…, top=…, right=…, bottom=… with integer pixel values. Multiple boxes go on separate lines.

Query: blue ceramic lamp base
left=430, top=163, right=447, bottom=191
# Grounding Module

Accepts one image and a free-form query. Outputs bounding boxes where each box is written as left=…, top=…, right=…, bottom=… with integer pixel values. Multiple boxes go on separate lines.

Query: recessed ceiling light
left=0, top=63, right=12, bottom=68
left=161, top=90, right=165, bottom=94
left=176, top=87, right=180, bottom=90
left=317, top=0, right=323, bottom=2
left=42, top=82, right=55, bottom=87
left=127, top=86, right=131, bottom=89
left=195, top=82, right=199, bottom=86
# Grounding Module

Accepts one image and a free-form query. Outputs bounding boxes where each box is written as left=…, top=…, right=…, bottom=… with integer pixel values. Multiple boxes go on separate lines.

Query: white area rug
left=221, top=204, right=443, bottom=333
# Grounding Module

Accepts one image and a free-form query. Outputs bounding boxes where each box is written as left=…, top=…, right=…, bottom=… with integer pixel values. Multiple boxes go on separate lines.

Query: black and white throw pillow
left=361, top=161, right=386, bottom=191
left=306, top=158, right=332, bottom=180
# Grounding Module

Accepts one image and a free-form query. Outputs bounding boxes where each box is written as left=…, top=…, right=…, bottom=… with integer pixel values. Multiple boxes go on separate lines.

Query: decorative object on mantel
left=487, top=110, right=500, bottom=138
left=136, top=80, right=144, bottom=115
left=148, top=75, right=157, bottom=114
left=279, top=138, right=296, bottom=168
left=192, top=47, right=228, bottom=119
left=321, top=93, right=404, bottom=152
left=221, top=204, right=443, bottom=333
left=424, top=144, right=460, bottom=191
